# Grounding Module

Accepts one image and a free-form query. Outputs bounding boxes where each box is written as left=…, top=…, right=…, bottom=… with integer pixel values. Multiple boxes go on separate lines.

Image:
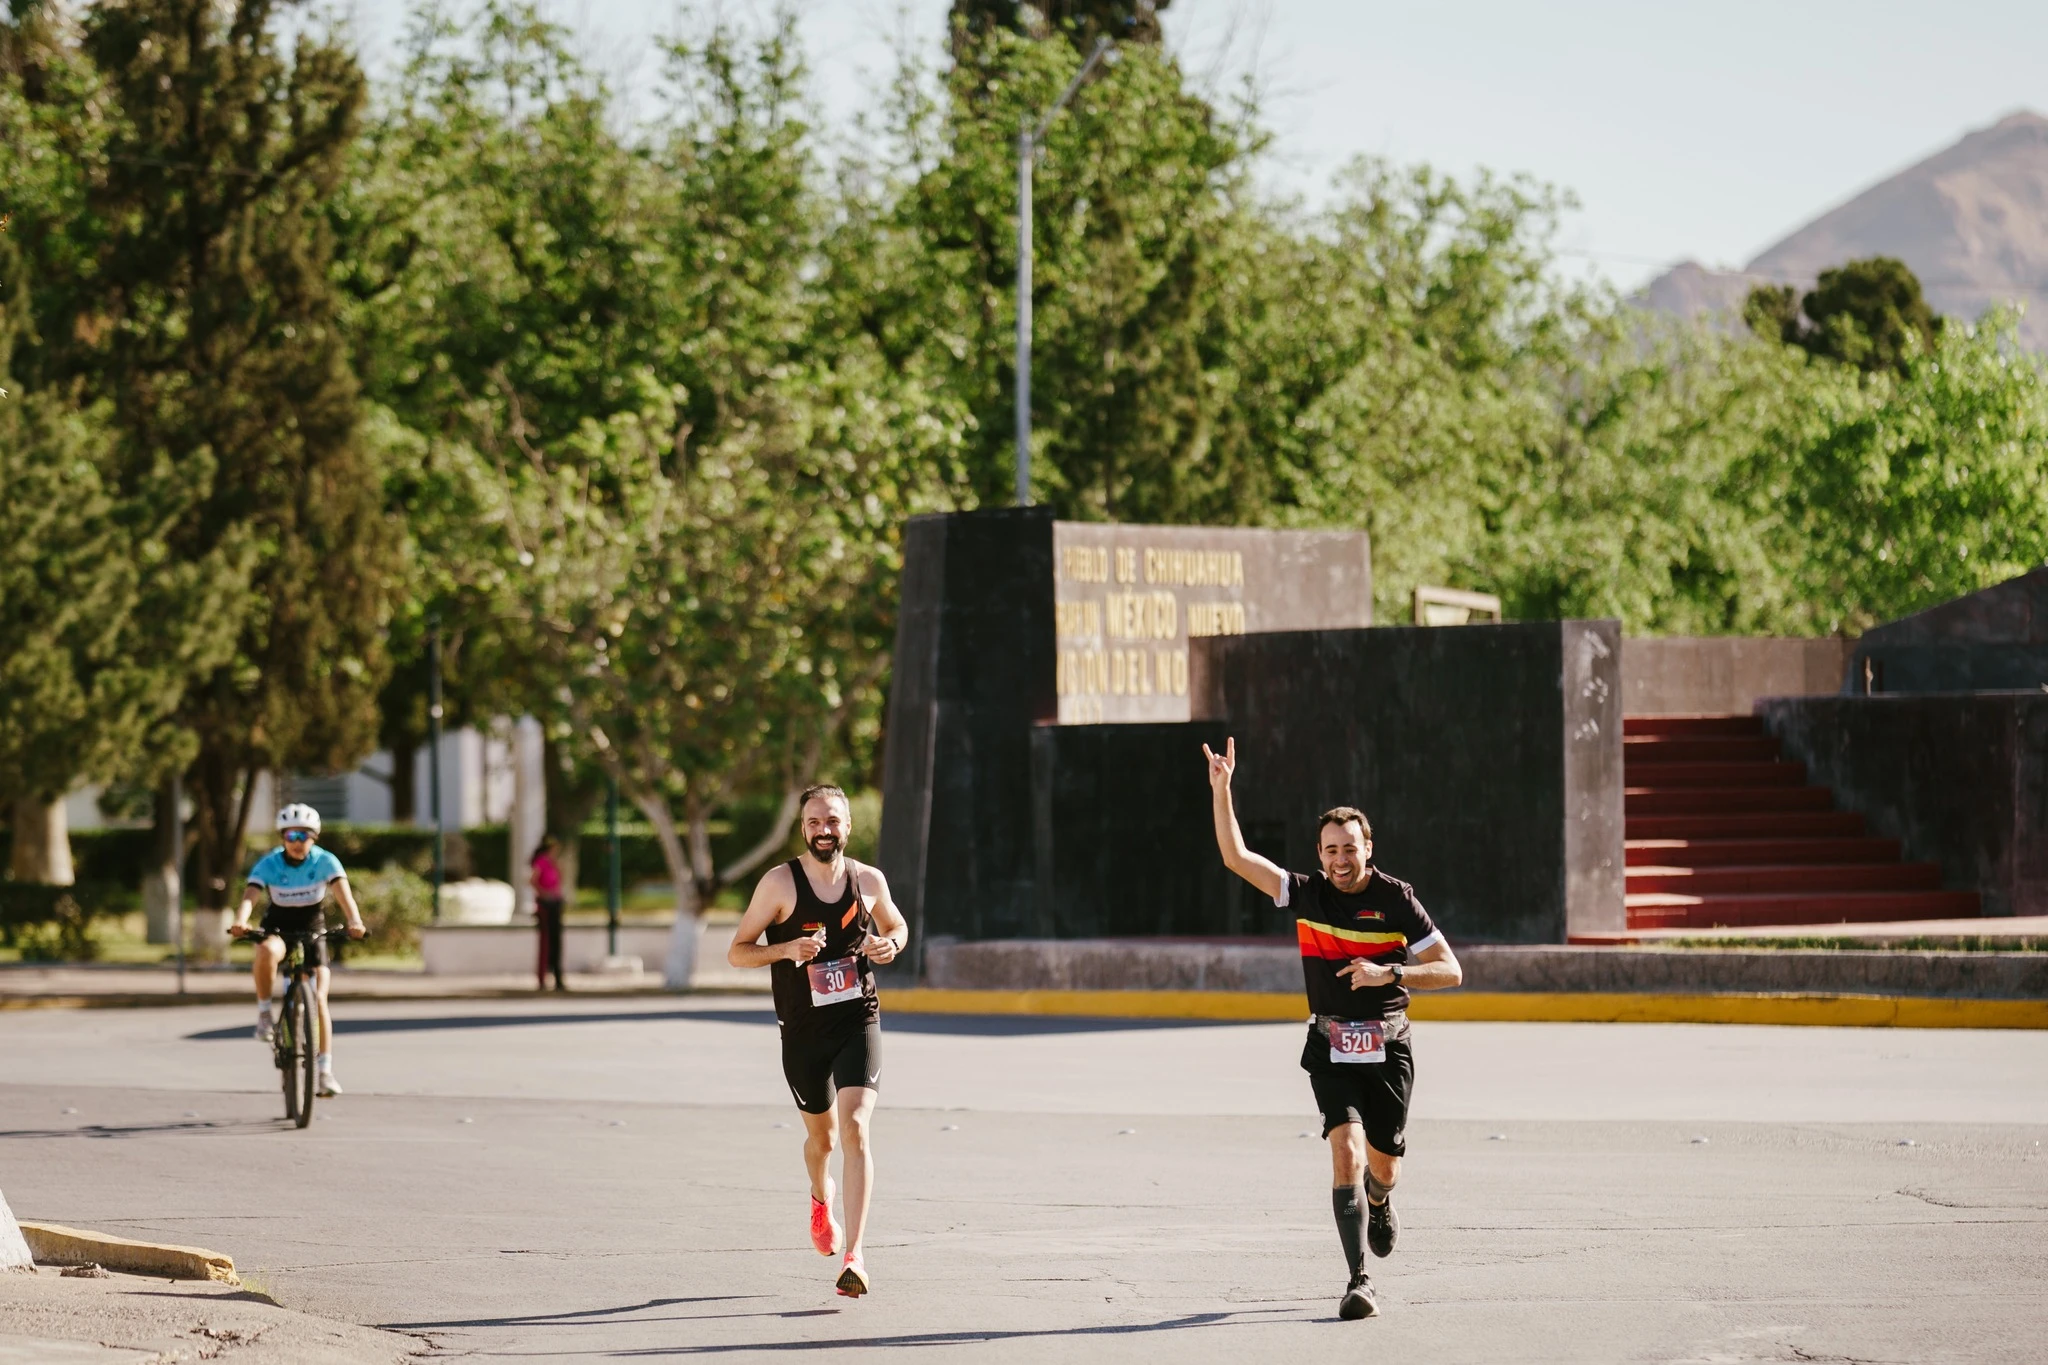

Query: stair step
left=1623, top=736, right=1783, bottom=763
left=1626, top=811, right=1867, bottom=840
left=1625, top=889, right=1981, bottom=930
left=1626, top=837, right=1902, bottom=867
left=1623, top=760, right=1806, bottom=788
left=1625, top=787, right=1834, bottom=816
left=1625, top=862, right=1945, bottom=895
left=1623, top=715, right=1766, bottom=737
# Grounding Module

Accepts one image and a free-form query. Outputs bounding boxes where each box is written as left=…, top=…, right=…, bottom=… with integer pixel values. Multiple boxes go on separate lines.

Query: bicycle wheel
left=290, top=976, right=316, bottom=1128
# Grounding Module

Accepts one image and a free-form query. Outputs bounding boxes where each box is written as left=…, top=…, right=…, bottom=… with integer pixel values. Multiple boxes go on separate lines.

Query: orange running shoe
left=809, top=1196, right=841, bottom=1257
left=835, top=1252, right=870, bottom=1298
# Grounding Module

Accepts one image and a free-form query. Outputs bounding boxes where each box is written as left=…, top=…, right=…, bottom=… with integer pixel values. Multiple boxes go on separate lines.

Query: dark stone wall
left=1757, top=694, right=2048, bottom=919
left=1194, top=621, right=1624, bottom=944
left=878, top=509, right=1622, bottom=949
left=1029, top=722, right=1245, bottom=938
left=1848, top=567, right=2048, bottom=694
left=878, top=509, right=1058, bottom=952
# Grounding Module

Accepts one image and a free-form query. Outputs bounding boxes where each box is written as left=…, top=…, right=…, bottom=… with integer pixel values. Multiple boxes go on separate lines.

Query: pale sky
left=335, top=0, right=2048, bottom=292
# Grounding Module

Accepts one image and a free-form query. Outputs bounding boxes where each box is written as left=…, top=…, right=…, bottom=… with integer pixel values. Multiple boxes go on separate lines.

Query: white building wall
left=59, top=719, right=538, bottom=837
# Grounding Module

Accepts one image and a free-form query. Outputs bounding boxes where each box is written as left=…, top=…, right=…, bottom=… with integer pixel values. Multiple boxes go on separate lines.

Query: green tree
left=73, top=0, right=397, bottom=913
left=884, top=26, right=1251, bottom=519
left=1744, top=256, right=1942, bottom=377
left=949, top=0, right=1168, bottom=50
left=1768, top=308, right=2048, bottom=631
left=1487, top=315, right=1845, bottom=633
left=0, top=5, right=248, bottom=884
left=349, top=9, right=956, bottom=981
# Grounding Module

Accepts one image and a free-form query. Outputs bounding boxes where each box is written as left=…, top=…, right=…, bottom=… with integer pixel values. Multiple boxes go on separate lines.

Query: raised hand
left=1202, top=736, right=1238, bottom=791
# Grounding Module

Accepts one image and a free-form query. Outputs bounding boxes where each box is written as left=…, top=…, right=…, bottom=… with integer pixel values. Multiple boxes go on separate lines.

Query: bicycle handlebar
left=229, top=925, right=355, bottom=945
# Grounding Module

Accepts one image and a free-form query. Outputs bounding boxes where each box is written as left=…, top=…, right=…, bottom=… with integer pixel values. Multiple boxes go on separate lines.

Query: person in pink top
left=530, top=835, right=567, bottom=992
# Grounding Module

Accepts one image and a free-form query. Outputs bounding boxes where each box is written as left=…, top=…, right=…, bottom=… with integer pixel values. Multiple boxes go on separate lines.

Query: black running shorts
left=258, top=908, right=330, bottom=967
left=1301, top=1026, right=1414, bottom=1156
left=781, top=1019, right=881, bottom=1114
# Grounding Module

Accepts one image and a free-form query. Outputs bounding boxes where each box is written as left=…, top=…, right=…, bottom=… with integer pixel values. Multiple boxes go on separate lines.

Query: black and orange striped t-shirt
left=1278, top=867, right=1442, bottom=1021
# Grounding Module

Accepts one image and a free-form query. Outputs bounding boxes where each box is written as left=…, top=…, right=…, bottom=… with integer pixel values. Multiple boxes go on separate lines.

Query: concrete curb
left=0, top=983, right=767, bottom=1010
left=881, top=987, right=2048, bottom=1029
left=924, top=939, right=2048, bottom=999
left=18, top=1223, right=238, bottom=1284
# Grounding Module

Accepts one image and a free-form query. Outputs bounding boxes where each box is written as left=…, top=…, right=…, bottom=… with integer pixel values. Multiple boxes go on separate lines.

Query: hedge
left=1, top=788, right=878, bottom=895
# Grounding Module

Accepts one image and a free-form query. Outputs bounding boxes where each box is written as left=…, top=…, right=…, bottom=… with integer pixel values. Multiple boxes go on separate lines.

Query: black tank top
left=766, top=857, right=880, bottom=1032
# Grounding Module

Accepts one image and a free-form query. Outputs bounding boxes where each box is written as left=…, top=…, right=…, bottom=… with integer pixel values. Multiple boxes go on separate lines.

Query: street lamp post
left=605, top=774, right=621, bottom=959
left=427, top=615, right=445, bottom=922
left=1014, top=35, right=1116, bottom=507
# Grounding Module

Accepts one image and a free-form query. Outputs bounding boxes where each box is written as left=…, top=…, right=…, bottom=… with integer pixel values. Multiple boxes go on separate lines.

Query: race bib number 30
left=807, top=956, right=861, bottom=1006
left=1329, top=1020, right=1386, bottom=1064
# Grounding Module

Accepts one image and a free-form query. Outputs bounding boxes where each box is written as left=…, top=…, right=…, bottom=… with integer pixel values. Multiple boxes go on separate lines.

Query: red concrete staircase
left=1622, top=715, right=1980, bottom=931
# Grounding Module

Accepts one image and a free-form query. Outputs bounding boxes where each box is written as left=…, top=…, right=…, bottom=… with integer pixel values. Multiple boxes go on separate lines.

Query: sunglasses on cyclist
left=282, top=830, right=314, bottom=843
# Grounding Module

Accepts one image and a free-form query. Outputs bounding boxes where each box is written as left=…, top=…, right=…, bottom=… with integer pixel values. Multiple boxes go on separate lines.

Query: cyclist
left=228, top=804, right=366, bottom=1098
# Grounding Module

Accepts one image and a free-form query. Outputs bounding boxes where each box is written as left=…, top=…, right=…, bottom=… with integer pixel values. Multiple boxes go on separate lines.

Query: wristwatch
left=1390, top=964, right=1405, bottom=986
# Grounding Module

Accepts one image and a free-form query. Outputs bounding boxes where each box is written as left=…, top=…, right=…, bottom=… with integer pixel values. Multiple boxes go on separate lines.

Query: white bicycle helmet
left=276, top=803, right=322, bottom=834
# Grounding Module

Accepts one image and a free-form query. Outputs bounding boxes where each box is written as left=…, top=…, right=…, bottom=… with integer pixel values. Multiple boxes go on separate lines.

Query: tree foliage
left=60, top=0, right=398, bottom=907
left=1744, top=256, right=1942, bottom=378
left=5, top=0, right=2048, bottom=916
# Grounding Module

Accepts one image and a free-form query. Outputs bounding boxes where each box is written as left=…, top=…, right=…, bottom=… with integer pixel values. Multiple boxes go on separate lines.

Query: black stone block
left=1757, top=694, right=2048, bottom=919
left=1194, top=621, right=1623, bottom=943
left=1849, top=567, right=2048, bottom=693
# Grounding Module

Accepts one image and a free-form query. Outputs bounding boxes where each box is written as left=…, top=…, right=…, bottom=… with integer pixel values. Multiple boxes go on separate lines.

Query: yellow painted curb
left=20, top=1222, right=238, bottom=1284
left=886, top=988, right=1306, bottom=1021
left=881, top=988, right=2048, bottom=1030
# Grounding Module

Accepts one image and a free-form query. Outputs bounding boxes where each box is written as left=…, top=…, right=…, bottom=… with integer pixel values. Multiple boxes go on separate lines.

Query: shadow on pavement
left=0, top=1118, right=263, bottom=1141
left=381, top=1296, right=770, bottom=1329
left=602, top=1306, right=1316, bottom=1354
left=183, top=1010, right=1242, bottom=1042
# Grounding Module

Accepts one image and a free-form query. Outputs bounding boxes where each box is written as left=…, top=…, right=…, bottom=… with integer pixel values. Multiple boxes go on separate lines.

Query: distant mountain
left=1641, top=110, right=2048, bottom=350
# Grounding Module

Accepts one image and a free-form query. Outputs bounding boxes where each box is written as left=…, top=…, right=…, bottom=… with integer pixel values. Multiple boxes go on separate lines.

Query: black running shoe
left=1338, top=1272, right=1378, bottom=1320
left=1367, top=1195, right=1399, bottom=1258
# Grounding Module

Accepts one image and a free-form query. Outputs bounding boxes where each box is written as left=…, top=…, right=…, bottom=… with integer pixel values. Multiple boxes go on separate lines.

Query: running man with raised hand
left=1204, top=738, right=1463, bottom=1321
left=228, top=804, right=366, bottom=1098
left=728, top=784, right=909, bottom=1299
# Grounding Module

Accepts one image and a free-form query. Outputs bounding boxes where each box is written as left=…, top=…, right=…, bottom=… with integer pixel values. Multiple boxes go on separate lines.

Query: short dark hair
left=799, top=783, right=850, bottom=814
left=1317, top=806, right=1373, bottom=843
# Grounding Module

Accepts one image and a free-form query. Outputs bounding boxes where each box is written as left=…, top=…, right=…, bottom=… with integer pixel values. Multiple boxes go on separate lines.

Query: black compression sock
left=1367, top=1173, right=1394, bottom=1206
left=1332, top=1186, right=1366, bottom=1277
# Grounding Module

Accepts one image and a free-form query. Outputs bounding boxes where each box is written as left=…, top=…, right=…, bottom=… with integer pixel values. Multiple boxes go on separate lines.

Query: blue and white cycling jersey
left=246, top=847, right=346, bottom=910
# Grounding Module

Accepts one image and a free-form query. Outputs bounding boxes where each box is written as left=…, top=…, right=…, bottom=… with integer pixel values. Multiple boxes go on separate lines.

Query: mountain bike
left=235, top=926, right=343, bottom=1129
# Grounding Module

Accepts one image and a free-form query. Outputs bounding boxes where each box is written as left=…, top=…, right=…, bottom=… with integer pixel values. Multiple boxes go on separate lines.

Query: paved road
left=3, top=998, right=2045, bottom=1363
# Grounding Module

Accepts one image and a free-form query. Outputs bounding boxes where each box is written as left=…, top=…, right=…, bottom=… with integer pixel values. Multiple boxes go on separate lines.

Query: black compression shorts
left=258, top=908, right=330, bottom=967
left=781, top=1019, right=881, bottom=1114
left=1301, top=1026, right=1414, bottom=1156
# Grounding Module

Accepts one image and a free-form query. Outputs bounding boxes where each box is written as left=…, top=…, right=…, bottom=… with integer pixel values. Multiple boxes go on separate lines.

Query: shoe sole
left=1339, top=1289, right=1378, bottom=1320
left=835, top=1265, right=869, bottom=1298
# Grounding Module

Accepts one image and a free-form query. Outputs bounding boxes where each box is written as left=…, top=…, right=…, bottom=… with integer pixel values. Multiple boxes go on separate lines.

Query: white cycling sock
left=316, top=1052, right=332, bottom=1070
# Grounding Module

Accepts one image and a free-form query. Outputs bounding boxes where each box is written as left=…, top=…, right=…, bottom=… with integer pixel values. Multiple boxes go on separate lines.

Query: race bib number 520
left=807, top=956, right=861, bottom=1006
left=1329, top=1020, right=1386, bottom=1064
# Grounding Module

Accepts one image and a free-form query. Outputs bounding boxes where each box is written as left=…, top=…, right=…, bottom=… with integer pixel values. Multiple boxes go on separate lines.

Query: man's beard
left=807, top=833, right=843, bottom=861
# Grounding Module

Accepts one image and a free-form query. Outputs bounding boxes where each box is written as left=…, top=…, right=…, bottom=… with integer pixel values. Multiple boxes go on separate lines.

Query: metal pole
left=1012, top=36, right=1113, bottom=510
left=170, top=772, right=185, bottom=996
left=427, top=616, right=445, bottom=922
left=1015, top=129, right=1033, bottom=508
left=605, top=775, right=621, bottom=957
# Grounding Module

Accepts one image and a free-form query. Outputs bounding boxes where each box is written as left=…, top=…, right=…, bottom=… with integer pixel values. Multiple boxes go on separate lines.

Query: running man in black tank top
left=727, top=784, right=908, bottom=1300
